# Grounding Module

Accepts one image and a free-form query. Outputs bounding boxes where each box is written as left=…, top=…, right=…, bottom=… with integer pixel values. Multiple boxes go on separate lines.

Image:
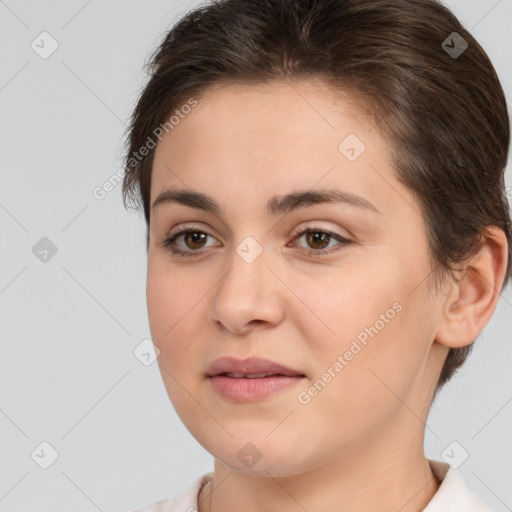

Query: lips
left=223, top=372, right=283, bottom=378
left=206, top=356, right=305, bottom=378
left=207, top=356, right=306, bottom=402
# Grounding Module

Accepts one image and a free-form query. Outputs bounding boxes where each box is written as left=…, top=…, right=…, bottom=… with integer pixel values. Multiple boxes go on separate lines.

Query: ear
left=435, top=226, right=509, bottom=349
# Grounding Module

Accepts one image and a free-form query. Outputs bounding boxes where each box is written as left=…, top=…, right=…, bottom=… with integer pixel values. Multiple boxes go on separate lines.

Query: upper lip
left=206, top=356, right=305, bottom=377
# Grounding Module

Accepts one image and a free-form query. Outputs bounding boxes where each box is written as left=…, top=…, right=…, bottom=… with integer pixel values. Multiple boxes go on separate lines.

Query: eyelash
left=160, top=224, right=353, bottom=258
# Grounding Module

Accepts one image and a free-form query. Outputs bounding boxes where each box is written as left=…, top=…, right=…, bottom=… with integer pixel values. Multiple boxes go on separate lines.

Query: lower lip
left=209, top=375, right=304, bottom=402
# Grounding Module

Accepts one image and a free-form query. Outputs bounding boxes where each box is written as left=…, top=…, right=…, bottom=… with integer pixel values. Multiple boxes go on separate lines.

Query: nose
left=208, top=240, right=284, bottom=335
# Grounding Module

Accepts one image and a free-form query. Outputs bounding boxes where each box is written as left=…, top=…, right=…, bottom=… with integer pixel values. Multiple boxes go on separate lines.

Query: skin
left=146, top=79, right=508, bottom=512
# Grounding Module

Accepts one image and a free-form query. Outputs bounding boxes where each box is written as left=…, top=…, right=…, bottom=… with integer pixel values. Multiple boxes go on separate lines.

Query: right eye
left=160, top=227, right=221, bottom=257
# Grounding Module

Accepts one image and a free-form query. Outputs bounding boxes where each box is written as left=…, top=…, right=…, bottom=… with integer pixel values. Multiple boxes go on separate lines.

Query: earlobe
left=435, top=226, right=508, bottom=349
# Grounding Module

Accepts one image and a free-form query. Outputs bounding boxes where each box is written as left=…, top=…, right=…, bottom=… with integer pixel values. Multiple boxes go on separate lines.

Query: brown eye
left=183, top=231, right=208, bottom=249
left=304, top=231, right=331, bottom=250
left=291, top=226, right=353, bottom=256
left=160, top=228, right=220, bottom=257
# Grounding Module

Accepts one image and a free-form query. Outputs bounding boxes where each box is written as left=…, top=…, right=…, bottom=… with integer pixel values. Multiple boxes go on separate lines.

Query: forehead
left=158, top=79, right=376, bottom=150
left=150, top=79, right=400, bottom=215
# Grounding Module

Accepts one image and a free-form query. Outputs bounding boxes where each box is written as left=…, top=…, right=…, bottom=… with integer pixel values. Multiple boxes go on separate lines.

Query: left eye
left=160, top=226, right=352, bottom=257
left=290, top=227, right=352, bottom=256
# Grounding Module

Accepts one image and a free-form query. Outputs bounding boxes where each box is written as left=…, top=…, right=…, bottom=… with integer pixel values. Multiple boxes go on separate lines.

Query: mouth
left=218, top=371, right=305, bottom=379
left=207, top=358, right=306, bottom=402
left=206, top=356, right=305, bottom=379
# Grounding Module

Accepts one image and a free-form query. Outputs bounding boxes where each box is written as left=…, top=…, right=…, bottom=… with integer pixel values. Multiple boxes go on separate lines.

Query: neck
left=198, top=416, right=440, bottom=512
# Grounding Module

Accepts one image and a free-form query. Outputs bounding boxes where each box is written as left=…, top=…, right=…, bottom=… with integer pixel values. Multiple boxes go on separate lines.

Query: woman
left=122, top=0, right=511, bottom=510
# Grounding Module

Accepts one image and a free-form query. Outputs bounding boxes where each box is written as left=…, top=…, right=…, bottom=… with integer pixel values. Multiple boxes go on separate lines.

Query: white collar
left=423, top=459, right=494, bottom=511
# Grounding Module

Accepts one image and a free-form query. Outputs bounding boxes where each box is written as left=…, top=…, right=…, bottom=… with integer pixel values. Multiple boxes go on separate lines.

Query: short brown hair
left=122, top=0, right=511, bottom=390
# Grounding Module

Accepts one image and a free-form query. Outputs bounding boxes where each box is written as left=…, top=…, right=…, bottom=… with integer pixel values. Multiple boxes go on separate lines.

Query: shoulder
left=424, top=459, right=496, bottom=512
left=129, top=472, right=213, bottom=512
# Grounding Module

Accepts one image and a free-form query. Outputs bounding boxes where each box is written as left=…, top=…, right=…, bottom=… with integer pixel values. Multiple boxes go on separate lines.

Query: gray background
left=0, top=1, right=511, bottom=511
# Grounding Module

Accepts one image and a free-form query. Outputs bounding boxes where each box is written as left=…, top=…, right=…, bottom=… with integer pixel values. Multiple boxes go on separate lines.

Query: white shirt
left=131, top=459, right=495, bottom=512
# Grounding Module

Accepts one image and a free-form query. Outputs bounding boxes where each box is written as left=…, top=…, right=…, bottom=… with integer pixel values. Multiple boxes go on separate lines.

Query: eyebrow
left=151, top=188, right=381, bottom=217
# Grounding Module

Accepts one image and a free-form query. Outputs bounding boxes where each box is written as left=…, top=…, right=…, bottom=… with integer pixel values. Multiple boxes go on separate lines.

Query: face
left=146, top=80, right=448, bottom=476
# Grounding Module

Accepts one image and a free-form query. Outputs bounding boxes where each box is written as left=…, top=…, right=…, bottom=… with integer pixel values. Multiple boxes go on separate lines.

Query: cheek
left=287, top=262, right=399, bottom=349
left=293, top=260, right=429, bottom=401
left=146, top=267, right=207, bottom=423
left=293, top=302, right=423, bottom=449
left=146, top=259, right=216, bottom=391
left=146, top=263, right=197, bottom=364
left=146, top=254, right=196, bottom=334
left=146, top=273, right=174, bottom=344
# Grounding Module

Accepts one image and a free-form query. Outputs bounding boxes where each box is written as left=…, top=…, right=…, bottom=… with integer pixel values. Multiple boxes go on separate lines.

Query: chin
left=214, top=454, right=307, bottom=477
left=195, top=433, right=317, bottom=477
